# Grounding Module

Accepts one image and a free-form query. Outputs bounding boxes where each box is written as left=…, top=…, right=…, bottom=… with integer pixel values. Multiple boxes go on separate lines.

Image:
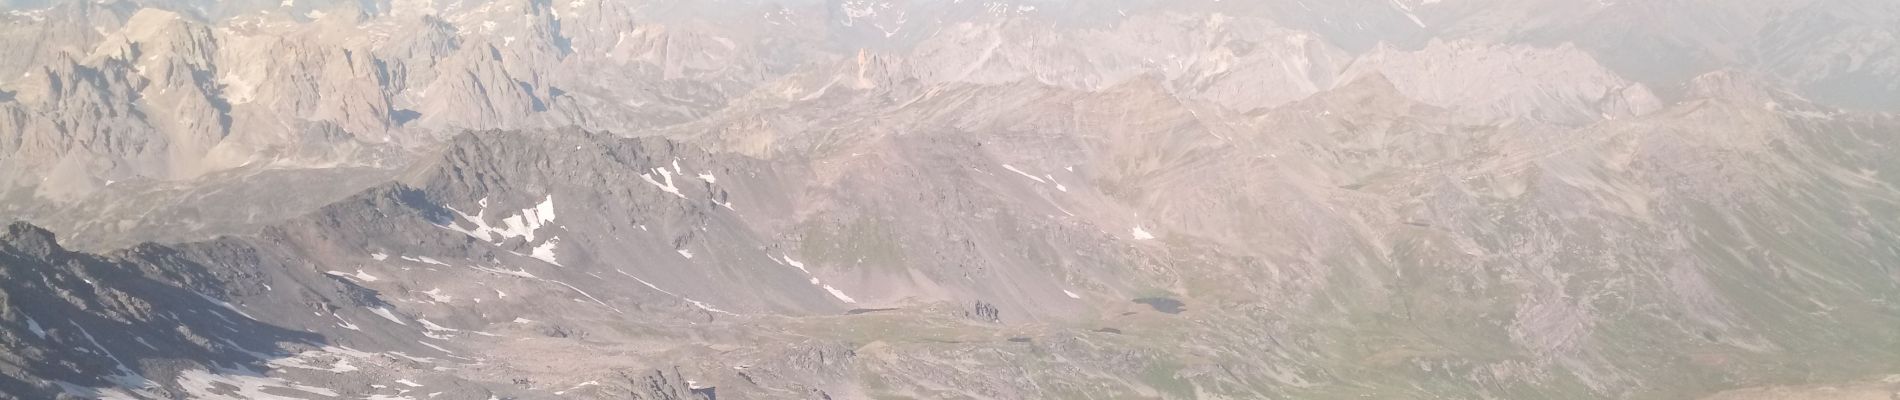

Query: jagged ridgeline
left=1, top=0, right=1899, bottom=399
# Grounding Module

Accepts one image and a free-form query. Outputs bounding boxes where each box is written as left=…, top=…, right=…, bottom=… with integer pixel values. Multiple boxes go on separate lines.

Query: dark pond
left=1132, top=297, right=1185, bottom=314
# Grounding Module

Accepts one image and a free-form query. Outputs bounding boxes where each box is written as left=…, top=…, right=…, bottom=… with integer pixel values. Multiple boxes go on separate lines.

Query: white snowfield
left=1002, top=164, right=1047, bottom=183
left=327, top=270, right=380, bottom=282
left=444, top=195, right=559, bottom=243
left=370, top=306, right=408, bottom=326
left=641, top=167, right=686, bottom=198
left=531, top=237, right=561, bottom=266
left=1132, top=226, right=1156, bottom=240
left=442, top=196, right=567, bottom=266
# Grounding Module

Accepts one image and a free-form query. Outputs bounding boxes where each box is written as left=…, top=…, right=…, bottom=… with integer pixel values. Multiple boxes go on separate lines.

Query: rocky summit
left=2, top=0, right=1899, bottom=399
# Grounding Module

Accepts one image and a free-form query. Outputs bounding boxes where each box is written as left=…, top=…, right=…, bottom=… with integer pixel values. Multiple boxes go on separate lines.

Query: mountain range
left=2, top=0, right=1898, bottom=399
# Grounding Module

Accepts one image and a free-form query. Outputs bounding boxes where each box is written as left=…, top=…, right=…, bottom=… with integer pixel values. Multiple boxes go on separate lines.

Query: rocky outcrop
left=0, top=222, right=325, bottom=398
left=1338, top=39, right=1662, bottom=125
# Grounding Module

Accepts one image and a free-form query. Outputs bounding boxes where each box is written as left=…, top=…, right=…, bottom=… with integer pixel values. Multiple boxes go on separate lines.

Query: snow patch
left=459, top=261, right=615, bottom=311
left=1045, top=174, right=1069, bottom=192
left=195, top=293, right=259, bottom=321
left=1132, top=226, right=1156, bottom=240
left=641, top=168, right=687, bottom=198
left=421, top=288, right=453, bottom=303
left=386, top=351, right=438, bottom=364
left=530, top=237, right=561, bottom=266
left=418, top=340, right=458, bottom=356
left=618, top=269, right=734, bottom=315
left=335, top=315, right=360, bottom=331
left=839, top=0, right=877, bottom=26
left=369, top=306, right=408, bottom=326
left=1001, top=164, right=1047, bottom=183
left=443, top=195, right=558, bottom=243
left=468, top=264, right=537, bottom=279
left=556, top=381, right=601, bottom=395
left=268, top=346, right=372, bottom=374
left=418, top=319, right=458, bottom=333
left=52, top=381, right=142, bottom=400
left=24, top=316, right=44, bottom=339
left=823, top=285, right=857, bottom=303
left=71, top=322, right=154, bottom=391
left=401, top=256, right=452, bottom=267
left=328, top=270, right=380, bottom=282
left=544, top=279, right=619, bottom=312
left=778, top=254, right=856, bottom=303
left=176, top=368, right=339, bottom=400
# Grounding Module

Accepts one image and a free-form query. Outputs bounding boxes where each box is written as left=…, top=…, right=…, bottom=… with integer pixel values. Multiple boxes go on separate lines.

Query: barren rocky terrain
left=1, top=0, right=1898, bottom=399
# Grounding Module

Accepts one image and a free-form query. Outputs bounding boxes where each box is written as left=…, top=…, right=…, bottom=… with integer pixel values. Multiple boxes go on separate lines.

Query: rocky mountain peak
left=1682, top=68, right=1795, bottom=105
left=1, top=221, right=62, bottom=258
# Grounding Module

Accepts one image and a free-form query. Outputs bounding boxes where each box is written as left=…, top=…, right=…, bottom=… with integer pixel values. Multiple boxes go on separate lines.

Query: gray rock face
left=0, top=222, right=325, bottom=399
